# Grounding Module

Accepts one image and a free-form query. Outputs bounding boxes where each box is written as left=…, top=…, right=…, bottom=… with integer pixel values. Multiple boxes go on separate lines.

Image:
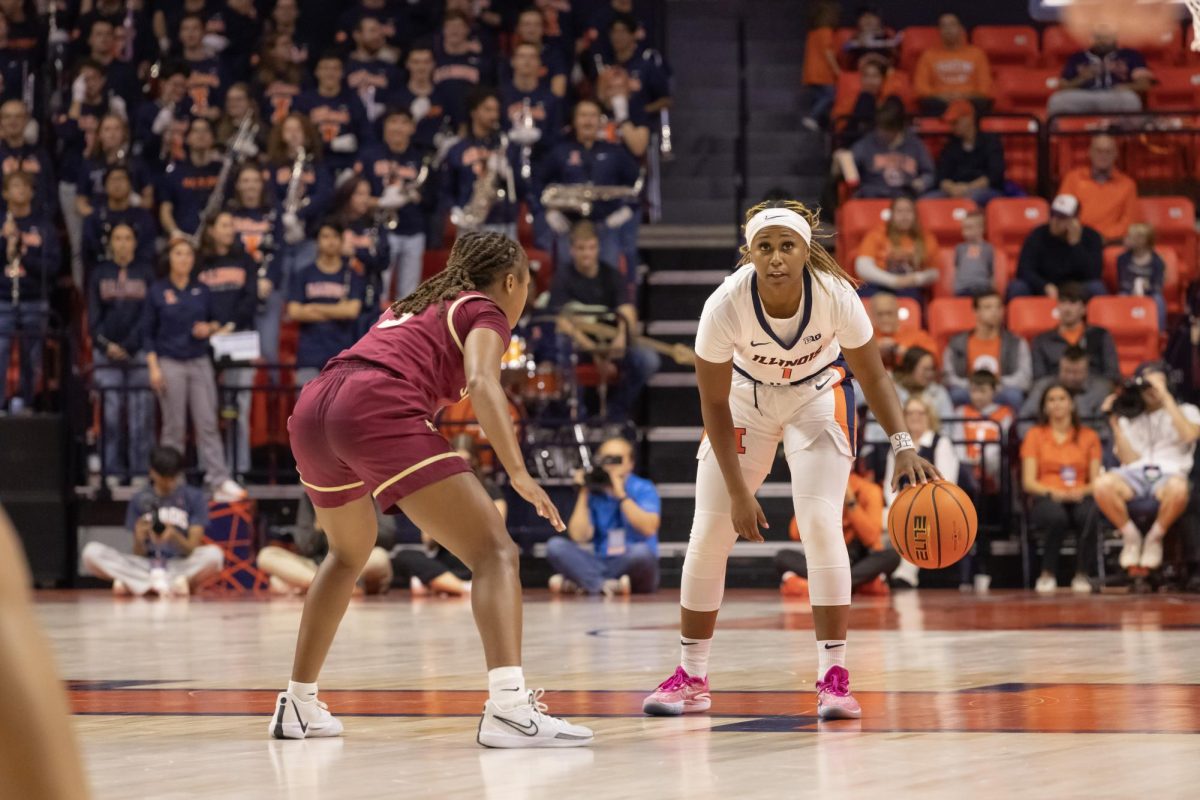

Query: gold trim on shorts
left=299, top=476, right=366, bottom=492
left=372, top=451, right=464, bottom=498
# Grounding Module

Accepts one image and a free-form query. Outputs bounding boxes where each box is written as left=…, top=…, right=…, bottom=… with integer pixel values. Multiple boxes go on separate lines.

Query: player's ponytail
left=391, top=231, right=527, bottom=317
left=736, top=199, right=858, bottom=288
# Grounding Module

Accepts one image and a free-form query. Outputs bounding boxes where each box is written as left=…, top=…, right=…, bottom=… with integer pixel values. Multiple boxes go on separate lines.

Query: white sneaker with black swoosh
left=268, top=692, right=344, bottom=740
left=477, top=688, right=594, bottom=748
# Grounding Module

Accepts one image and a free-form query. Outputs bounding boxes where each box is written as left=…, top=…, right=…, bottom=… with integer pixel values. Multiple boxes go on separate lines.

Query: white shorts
left=697, top=358, right=857, bottom=470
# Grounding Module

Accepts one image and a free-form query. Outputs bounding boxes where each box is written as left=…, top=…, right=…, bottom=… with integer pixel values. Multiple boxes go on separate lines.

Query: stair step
left=659, top=199, right=734, bottom=225
left=644, top=247, right=737, bottom=271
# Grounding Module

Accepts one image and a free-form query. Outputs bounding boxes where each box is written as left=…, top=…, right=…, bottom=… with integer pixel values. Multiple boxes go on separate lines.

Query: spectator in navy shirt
left=76, top=113, right=153, bottom=219
left=254, top=33, right=304, bottom=127
left=501, top=42, right=564, bottom=164
left=196, top=212, right=259, bottom=477
left=82, top=165, right=158, bottom=278
left=346, top=16, right=404, bottom=127
left=546, top=435, right=661, bottom=595
left=264, top=113, right=333, bottom=284
left=133, top=62, right=195, bottom=171
left=87, top=223, right=155, bottom=484
left=144, top=238, right=244, bottom=501
left=83, top=19, right=141, bottom=111
left=336, top=0, right=407, bottom=55
left=930, top=100, right=1004, bottom=207
left=331, top=176, right=390, bottom=337
left=510, top=8, right=569, bottom=98
left=0, top=100, right=56, bottom=218
left=0, top=171, right=60, bottom=413
left=389, top=45, right=454, bottom=152
left=440, top=87, right=524, bottom=238
left=358, top=109, right=428, bottom=302
left=160, top=116, right=222, bottom=242
left=590, top=13, right=672, bottom=115
left=295, top=53, right=372, bottom=177
left=178, top=13, right=226, bottom=120
left=1048, top=29, right=1153, bottom=116
left=286, top=222, right=364, bottom=386
left=223, top=162, right=284, bottom=377
left=433, top=10, right=491, bottom=125
left=1009, top=194, right=1106, bottom=300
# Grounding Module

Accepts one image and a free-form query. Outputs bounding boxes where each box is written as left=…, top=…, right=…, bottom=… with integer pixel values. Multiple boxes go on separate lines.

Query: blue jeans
left=92, top=349, right=154, bottom=480
left=598, top=214, right=641, bottom=304
left=557, top=333, right=660, bottom=420
left=219, top=364, right=255, bottom=476
left=802, top=84, right=836, bottom=124
left=545, top=535, right=660, bottom=594
left=1006, top=279, right=1107, bottom=301
left=256, top=289, right=285, bottom=382
left=924, top=186, right=1003, bottom=207
left=0, top=300, right=49, bottom=409
left=385, top=232, right=426, bottom=301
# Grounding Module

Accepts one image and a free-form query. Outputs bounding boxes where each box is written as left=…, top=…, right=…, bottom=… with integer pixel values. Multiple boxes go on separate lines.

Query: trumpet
left=284, top=145, right=309, bottom=217
left=376, top=152, right=433, bottom=231
left=5, top=212, right=21, bottom=307
left=451, top=130, right=514, bottom=230
left=540, top=170, right=646, bottom=218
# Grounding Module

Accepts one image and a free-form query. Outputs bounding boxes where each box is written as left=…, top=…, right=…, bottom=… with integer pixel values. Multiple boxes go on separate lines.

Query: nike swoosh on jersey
left=750, top=340, right=771, bottom=347
left=814, top=375, right=832, bottom=391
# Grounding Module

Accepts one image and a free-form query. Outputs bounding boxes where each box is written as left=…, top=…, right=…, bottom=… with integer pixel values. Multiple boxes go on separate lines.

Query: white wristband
left=890, top=432, right=915, bottom=454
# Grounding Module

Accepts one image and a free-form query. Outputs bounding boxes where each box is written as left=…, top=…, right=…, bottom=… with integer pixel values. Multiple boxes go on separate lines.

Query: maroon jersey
left=327, top=292, right=512, bottom=409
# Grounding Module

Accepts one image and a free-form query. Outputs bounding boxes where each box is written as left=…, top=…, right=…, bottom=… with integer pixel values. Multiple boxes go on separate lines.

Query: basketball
left=887, top=481, right=978, bottom=569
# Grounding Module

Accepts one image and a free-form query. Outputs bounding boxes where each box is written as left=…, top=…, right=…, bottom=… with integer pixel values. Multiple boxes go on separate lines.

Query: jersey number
left=781, top=367, right=792, bottom=380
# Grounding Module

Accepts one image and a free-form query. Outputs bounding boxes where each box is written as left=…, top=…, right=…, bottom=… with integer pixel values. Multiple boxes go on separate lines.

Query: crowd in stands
left=0, top=0, right=673, bottom=496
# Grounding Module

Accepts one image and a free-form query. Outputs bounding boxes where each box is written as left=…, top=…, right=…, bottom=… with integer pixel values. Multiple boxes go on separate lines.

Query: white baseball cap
left=1051, top=194, right=1080, bottom=218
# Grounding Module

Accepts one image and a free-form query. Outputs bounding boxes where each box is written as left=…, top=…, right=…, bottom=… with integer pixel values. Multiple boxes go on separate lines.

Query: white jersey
left=694, top=264, right=874, bottom=386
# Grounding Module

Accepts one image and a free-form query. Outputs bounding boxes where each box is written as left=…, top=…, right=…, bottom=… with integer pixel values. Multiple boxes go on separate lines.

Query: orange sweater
left=789, top=472, right=885, bottom=550
left=802, top=27, right=838, bottom=86
left=856, top=225, right=941, bottom=272
left=1058, top=167, right=1139, bottom=241
left=914, top=45, right=993, bottom=99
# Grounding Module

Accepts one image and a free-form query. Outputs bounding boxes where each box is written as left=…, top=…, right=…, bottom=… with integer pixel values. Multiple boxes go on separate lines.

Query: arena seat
left=927, top=296, right=976, bottom=354
left=1101, top=245, right=1182, bottom=314
left=898, top=26, right=941, bottom=72
left=992, top=67, right=1061, bottom=116
left=931, top=248, right=1011, bottom=300
left=1048, top=116, right=1114, bottom=184
left=918, top=197, right=978, bottom=251
left=836, top=198, right=890, bottom=268
left=1007, top=296, right=1059, bottom=341
left=1148, top=66, right=1200, bottom=109
left=1121, top=25, right=1183, bottom=67
left=981, top=116, right=1040, bottom=192
left=1124, top=128, right=1191, bottom=184
left=986, top=197, right=1049, bottom=266
left=1138, top=196, right=1197, bottom=280
left=897, top=296, right=923, bottom=334
left=834, top=27, right=857, bottom=69
left=526, top=247, right=554, bottom=294
left=1041, top=25, right=1085, bottom=67
left=971, top=25, right=1040, bottom=67
left=1087, top=296, right=1160, bottom=376
left=911, top=116, right=951, bottom=162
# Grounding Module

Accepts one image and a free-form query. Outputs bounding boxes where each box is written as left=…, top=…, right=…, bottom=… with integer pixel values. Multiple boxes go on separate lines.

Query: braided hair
left=736, top=199, right=858, bottom=288
left=391, top=231, right=526, bottom=317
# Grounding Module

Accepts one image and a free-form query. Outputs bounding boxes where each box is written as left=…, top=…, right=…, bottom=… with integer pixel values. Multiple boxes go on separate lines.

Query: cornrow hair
left=390, top=231, right=525, bottom=317
left=736, top=199, right=858, bottom=288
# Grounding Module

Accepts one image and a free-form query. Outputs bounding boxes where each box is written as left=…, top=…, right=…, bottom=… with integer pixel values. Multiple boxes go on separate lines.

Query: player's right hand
left=731, top=490, right=767, bottom=543
left=512, top=472, right=565, bottom=532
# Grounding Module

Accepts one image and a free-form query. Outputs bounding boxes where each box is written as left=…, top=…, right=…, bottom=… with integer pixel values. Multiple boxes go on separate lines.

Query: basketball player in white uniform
left=642, top=200, right=939, bottom=720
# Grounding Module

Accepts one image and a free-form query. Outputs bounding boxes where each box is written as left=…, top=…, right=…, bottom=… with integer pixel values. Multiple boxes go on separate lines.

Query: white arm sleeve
left=694, top=288, right=737, bottom=364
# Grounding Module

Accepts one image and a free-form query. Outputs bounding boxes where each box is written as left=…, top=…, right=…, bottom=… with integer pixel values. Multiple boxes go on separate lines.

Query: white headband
left=744, top=208, right=812, bottom=248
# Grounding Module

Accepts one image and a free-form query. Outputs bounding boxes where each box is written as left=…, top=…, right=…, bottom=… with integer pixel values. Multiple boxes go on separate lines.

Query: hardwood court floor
left=41, top=589, right=1200, bottom=799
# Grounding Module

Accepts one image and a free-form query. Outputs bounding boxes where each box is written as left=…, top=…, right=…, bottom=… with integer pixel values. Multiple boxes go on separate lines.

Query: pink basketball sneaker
left=815, top=666, right=862, bottom=720
left=642, top=666, right=711, bottom=716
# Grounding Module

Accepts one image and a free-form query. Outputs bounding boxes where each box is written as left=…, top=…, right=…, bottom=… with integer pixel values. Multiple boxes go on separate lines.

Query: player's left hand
left=892, top=449, right=941, bottom=492
left=512, top=471, right=566, bottom=532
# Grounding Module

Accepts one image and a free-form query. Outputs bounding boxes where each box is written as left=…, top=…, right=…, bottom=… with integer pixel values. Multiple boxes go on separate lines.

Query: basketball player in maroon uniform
left=269, top=232, right=593, bottom=748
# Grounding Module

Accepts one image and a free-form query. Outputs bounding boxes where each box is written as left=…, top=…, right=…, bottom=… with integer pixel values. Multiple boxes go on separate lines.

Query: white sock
left=817, top=640, right=846, bottom=682
left=488, top=666, right=526, bottom=709
left=680, top=636, right=711, bottom=678
left=1120, top=520, right=1142, bottom=543
left=1146, top=521, right=1166, bottom=542
left=288, top=680, right=317, bottom=702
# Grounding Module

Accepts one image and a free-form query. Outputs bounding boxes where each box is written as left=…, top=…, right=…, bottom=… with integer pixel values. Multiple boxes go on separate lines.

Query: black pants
left=391, top=547, right=470, bottom=585
left=774, top=547, right=901, bottom=587
left=1030, top=496, right=1096, bottom=576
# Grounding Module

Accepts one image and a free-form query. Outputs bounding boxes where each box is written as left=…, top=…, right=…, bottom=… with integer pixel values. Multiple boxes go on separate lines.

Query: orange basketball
left=887, top=481, right=977, bottom=569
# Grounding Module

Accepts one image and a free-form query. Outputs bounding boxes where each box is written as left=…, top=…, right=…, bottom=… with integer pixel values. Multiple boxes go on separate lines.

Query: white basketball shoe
left=477, top=689, right=594, bottom=748
left=268, top=692, right=344, bottom=740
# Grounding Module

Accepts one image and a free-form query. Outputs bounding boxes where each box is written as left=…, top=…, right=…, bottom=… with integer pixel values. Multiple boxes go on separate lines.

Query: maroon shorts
left=288, top=362, right=470, bottom=513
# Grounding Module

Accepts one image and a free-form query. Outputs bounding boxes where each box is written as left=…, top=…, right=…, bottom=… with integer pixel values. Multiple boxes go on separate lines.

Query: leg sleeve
left=784, top=433, right=853, bottom=607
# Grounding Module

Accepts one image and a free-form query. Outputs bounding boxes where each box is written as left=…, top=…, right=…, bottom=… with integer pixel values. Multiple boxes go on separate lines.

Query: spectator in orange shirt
left=854, top=195, right=941, bottom=302
left=800, top=1, right=841, bottom=131
left=1021, top=383, right=1102, bottom=594
left=867, top=290, right=940, bottom=370
left=1057, top=134, right=1138, bottom=244
left=913, top=14, right=994, bottom=117
left=776, top=465, right=898, bottom=597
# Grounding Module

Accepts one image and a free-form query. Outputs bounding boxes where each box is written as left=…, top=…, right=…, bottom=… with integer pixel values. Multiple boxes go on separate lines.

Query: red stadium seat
left=972, top=25, right=1040, bottom=67
left=1007, top=296, right=1059, bottom=341
left=931, top=247, right=1010, bottom=300
left=526, top=247, right=554, bottom=294
left=981, top=116, right=1040, bottom=192
left=1047, top=116, right=1118, bottom=184
left=836, top=198, right=891, bottom=268
left=1121, top=25, right=1183, bottom=67
left=927, top=296, right=976, bottom=354
left=912, top=116, right=951, bottom=163
left=1102, top=245, right=1182, bottom=314
left=834, top=27, right=857, bottom=69
left=1188, top=26, right=1200, bottom=64
left=992, top=67, right=1061, bottom=117
left=422, top=248, right=451, bottom=281
left=918, top=198, right=978, bottom=251
left=898, top=26, right=941, bottom=72
left=987, top=197, right=1049, bottom=266
left=1138, top=196, right=1197, bottom=280
left=1087, top=296, right=1160, bottom=376
left=1148, top=67, right=1200, bottom=109
left=1041, top=25, right=1085, bottom=67
left=897, top=296, right=923, bottom=334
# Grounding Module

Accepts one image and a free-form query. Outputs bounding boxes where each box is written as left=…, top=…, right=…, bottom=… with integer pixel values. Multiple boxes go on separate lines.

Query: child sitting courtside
left=953, top=210, right=995, bottom=297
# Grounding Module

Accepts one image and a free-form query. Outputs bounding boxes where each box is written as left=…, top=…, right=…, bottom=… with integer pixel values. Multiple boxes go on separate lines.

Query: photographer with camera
left=546, top=436, right=661, bottom=596
left=1094, top=364, right=1200, bottom=573
left=82, top=446, right=224, bottom=597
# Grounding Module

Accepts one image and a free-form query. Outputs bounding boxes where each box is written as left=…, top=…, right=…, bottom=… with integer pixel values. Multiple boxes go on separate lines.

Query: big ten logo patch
left=911, top=515, right=929, bottom=562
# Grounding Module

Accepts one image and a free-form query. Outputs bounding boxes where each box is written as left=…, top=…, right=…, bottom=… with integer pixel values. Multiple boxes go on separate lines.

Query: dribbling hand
left=731, top=489, right=768, bottom=543
left=892, top=449, right=941, bottom=492
left=512, top=472, right=565, bottom=532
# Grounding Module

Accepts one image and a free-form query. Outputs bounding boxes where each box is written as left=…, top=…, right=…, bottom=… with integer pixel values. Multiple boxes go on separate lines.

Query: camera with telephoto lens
left=1112, top=375, right=1149, bottom=419
left=585, top=455, right=623, bottom=493
left=144, top=499, right=167, bottom=535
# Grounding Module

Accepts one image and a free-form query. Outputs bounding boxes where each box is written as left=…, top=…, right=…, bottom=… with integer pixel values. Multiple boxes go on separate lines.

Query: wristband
left=890, top=432, right=915, bottom=454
